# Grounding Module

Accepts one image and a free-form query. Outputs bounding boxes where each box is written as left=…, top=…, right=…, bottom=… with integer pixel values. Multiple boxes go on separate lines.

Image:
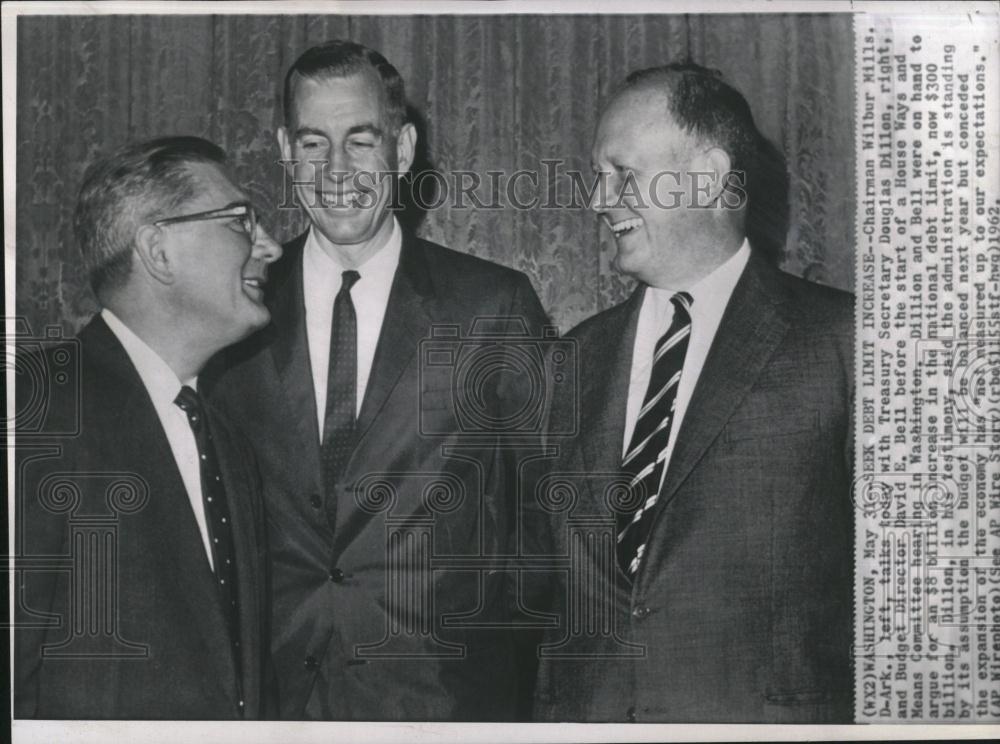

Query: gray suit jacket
left=528, top=253, right=854, bottom=723
left=208, top=231, right=549, bottom=720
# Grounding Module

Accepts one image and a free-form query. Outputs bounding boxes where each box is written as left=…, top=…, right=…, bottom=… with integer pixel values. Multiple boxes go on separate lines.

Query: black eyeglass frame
left=153, top=201, right=257, bottom=243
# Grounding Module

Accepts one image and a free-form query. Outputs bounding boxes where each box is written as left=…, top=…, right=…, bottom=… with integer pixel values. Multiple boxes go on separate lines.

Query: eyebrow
left=347, top=123, right=385, bottom=138
left=293, top=126, right=328, bottom=140
left=293, top=124, right=385, bottom=139
left=216, top=201, right=252, bottom=212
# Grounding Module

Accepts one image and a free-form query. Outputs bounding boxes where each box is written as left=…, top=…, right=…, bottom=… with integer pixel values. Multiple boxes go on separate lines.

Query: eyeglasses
left=154, top=201, right=257, bottom=243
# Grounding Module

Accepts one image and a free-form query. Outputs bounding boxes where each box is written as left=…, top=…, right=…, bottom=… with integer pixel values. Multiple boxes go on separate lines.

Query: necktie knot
left=341, top=270, right=361, bottom=292
left=671, top=291, right=693, bottom=317
left=174, top=385, right=204, bottom=428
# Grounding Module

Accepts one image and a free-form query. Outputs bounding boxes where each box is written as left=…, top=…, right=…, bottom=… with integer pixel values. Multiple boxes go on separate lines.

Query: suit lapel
left=354, top=233, right=435, bottom=444
left=209, top=412, right=261, bottom=715
left=326, top=236, right=434, bottom=554
left=579, top=287, right=645, bottom=492
left=268, top=235, right=323, bottom=474
left=644, top=255, right=791, bottom=540
left=81, top=319, right=241, bottom=710
left=270, top=233, right=434, bottom=478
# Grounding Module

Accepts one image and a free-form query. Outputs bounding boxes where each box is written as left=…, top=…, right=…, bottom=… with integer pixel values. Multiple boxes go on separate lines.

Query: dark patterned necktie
left=616, top=292, right=693, bottom=578
left=321, top=270, right=361, bottom=500
left=174, top=385, right=243, bottom=703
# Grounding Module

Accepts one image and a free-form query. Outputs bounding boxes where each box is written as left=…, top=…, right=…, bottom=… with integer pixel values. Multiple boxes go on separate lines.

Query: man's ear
left=396, top=122, right=416, bottom=175
left=701, top=147, right=733, bottom=205
left=133, top=224, right=176, bottom=286
left=276, top=126, right=294, bottom=170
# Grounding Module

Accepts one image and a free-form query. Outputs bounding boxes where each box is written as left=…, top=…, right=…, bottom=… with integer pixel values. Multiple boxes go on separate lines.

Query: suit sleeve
left=510, top=272, right=550, bottom=336
left=14, top=444, right=66, bottom=718
left=494, top=272, right=550, bottom=413
left=251, top=461, right=281, bottom=719
left=247, top=450, right=280, bottom=719
left=13, top=348, right=79, bottom=718
left=489, top=273, right=554, bottom=718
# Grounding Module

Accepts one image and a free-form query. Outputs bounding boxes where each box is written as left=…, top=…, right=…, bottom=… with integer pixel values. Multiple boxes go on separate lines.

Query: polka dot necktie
left=616, top=292, right=693, bottom=579
left=321, top=270, right=361, bottom=520
left=174, top=385, right=244, bottom=707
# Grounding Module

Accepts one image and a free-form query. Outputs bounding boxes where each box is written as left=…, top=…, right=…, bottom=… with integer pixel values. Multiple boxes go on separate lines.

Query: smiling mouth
left=604, top=215, right=643, bottom=239
left=317, top=191, right=368, bottom=209
left=242, top=277, right=266, bottom=297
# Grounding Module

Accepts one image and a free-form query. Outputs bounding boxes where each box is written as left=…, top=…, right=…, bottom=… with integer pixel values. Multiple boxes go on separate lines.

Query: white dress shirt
left=623, top=240, right=751, bottom=487
left=101, top=309, right=214, bottom=569
left=302, top=217, right=402, bottom=439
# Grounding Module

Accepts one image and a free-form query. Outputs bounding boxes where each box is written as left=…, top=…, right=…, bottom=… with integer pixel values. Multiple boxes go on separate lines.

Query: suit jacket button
left=309, top=494, right=322, bottom=509
left=632, top=606, right=650, bottom=619
left=304, top=655, right=319, bottom=671
left=329, top=568, right=345, bottom=583
left=626, top=705, right=637, bottom=722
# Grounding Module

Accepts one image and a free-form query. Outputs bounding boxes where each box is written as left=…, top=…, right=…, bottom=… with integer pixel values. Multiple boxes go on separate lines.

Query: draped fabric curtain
left=15, top=13, right=853, bottom=333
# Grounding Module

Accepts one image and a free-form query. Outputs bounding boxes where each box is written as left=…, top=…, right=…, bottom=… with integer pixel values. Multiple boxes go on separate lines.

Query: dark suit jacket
left=207, top=231, right=549, bottom=720
left=529, top=253, right=854, bottom=723
left=14, top=316, right=273, bottom=720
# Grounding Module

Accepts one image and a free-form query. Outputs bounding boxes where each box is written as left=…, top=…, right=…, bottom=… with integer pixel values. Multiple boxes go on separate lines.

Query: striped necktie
left=617, top=291, right=693, bottom=578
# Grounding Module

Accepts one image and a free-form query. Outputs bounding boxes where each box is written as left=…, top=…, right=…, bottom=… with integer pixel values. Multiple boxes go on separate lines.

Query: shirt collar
left=646, top=238, right=751, bottom=317
left=687, top=238, right=751, bottom=312
left=303, top=216, right=403, bottom=287
left=101, top=308, right=195, bottom=408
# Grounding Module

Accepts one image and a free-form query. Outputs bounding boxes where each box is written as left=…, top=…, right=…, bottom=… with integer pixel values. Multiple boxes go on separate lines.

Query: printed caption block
left=855, top=13, right=1000, bottom=723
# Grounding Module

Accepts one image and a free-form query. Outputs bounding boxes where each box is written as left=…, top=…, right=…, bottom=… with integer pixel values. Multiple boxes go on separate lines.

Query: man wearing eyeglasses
left=14, top=136, right=282, bottom=719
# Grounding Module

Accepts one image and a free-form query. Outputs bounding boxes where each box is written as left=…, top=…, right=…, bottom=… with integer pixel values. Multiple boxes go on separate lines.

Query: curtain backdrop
left=15, top=13, right=854, bottom=334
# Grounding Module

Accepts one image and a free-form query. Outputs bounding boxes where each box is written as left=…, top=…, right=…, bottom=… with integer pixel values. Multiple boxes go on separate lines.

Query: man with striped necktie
left=529, top=63, right=853, bottom=723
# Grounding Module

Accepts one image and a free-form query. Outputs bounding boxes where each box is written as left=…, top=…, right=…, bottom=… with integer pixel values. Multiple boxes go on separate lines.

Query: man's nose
left=325, top=147, right=355, bottom=182
left=252, top=226, right=283, bottom=264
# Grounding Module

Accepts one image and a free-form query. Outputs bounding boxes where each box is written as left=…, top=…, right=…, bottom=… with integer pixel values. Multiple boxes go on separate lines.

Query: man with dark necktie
left=15, top=136, right=281, bottom=719
left=208, top=40, right=549, bottom=720
left=530, top=63, right=854, bottom=723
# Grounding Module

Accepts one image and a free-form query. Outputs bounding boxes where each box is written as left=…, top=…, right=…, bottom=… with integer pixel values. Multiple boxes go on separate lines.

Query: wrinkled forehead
left=289, top=68, right=390, bottom=126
